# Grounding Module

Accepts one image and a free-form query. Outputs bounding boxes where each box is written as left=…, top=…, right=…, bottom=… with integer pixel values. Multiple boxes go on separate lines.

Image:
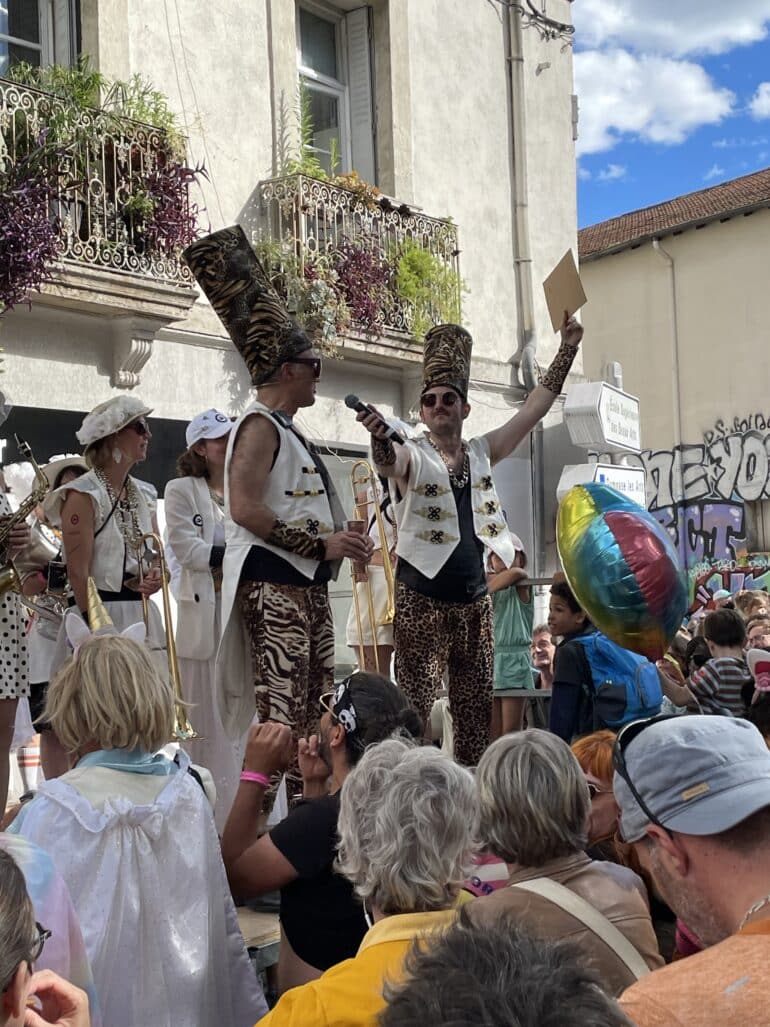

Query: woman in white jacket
left=164, top=409, right=238, bottom=832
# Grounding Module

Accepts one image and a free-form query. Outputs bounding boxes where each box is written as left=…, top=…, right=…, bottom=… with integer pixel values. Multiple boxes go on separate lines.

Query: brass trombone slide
left=348, top=460, right=396, bottom=673
left=134, top=531, right=197, bottom=742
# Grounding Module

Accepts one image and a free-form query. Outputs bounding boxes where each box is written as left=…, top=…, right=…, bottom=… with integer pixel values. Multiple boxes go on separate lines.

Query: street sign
left=557, top=463, right=647, bottom=507
left=564, top=381, right=641, bottom=454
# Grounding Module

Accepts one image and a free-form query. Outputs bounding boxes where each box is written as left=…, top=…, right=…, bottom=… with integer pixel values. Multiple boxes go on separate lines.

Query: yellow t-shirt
left=619, top=920, right=770, bottom=1026
left=256, top=909, right=456, bottom=1027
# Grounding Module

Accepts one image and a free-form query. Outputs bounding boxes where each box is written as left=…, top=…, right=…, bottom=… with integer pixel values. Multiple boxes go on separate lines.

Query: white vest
left=50, top=470, right=156, bottom=592
left=216, top=402, right=340, bottom=737
left=223, top=402, right=336, bottom=580
left=395, top=435, right=515, bottom=579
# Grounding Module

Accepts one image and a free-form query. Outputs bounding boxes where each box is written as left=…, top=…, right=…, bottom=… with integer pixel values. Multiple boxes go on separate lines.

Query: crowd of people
left=0, top=223, right=768, bottom=1025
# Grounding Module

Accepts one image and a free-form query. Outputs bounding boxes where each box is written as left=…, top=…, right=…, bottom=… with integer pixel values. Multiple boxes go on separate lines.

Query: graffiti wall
left=627, top=414, right=770, bottom=611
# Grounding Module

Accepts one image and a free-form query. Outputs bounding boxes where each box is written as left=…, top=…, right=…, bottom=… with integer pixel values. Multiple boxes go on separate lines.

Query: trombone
left=134, top=531, right=197, bottom=742
left=349, top=460, right=396, bottom=673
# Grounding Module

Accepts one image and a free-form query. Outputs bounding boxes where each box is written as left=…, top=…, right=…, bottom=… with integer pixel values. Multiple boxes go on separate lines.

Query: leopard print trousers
left=394, top=581, right=493, bottom=766
left=238, top=580, right=335, bottom=811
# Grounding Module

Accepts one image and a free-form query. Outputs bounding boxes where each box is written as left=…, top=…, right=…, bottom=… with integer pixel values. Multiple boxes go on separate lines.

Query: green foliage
left=281, top=82, right=329, bottom=179
left=395, top=238, right=465, bottom=342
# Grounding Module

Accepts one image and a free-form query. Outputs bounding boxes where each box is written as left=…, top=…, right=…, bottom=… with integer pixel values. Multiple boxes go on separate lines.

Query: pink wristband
left=240, top=770, right=271, bottom=787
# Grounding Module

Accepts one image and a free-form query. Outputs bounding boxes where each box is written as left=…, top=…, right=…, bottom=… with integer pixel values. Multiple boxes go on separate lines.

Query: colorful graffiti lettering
left=626, top=423, right=770, bottom=610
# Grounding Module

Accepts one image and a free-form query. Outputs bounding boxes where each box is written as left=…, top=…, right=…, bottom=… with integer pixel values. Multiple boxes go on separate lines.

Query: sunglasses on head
left=127, top=418, right=150, bottom=436
left=421, top=391, right=459, bottom=408
left=612, top=715, right=680, bottom=839
left=289, top=356, right=322, bottom=380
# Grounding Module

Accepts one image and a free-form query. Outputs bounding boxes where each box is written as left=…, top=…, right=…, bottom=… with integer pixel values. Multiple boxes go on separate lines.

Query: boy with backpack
left=548, top=576, right=662, bottom=741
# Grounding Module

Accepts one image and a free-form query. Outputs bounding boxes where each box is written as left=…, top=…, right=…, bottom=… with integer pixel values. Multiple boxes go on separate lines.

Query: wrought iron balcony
left=258, top=173, right=461, bottom=343
left=0, top=76, right=195, bottom=288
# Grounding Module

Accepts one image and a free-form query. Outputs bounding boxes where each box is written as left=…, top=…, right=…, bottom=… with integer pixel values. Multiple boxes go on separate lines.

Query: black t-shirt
left=549, top=627, right=596, bottom=741
left=269, top=793, right=366, bottom=969
left=397, top=479, right=486, bottom=603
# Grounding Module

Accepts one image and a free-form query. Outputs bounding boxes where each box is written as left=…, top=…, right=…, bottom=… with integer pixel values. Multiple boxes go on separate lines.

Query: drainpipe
left=504, top=3, right=546, bottom=578
left=652, top=238, right=686, bottom=568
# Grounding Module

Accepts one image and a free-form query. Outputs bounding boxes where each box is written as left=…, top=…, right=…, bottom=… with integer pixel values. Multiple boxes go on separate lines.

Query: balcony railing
left=0, top=77, right=194, bottom=287
left=258, top=174, right=461, bottom=340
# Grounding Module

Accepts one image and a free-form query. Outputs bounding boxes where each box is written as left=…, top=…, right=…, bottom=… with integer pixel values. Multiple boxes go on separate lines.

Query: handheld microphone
left=344, top=394, right=405, bottom=445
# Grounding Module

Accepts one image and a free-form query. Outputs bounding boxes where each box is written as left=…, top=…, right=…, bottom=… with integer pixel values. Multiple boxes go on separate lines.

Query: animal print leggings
left=394, top=581, right=493, bottom=766
left=238, top=580, right=335, bottom=811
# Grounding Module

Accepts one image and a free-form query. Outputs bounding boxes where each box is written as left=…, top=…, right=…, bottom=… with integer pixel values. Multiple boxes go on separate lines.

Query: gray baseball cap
left=614, top=716, right=770, bottom=843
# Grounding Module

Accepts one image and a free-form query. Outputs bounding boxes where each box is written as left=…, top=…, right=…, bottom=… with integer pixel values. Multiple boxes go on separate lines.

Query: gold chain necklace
left=95, top=469, right=143, bottom=548
left=738, top=893, right=770, bottom=931
left=426, top=433, right=470, bottom=488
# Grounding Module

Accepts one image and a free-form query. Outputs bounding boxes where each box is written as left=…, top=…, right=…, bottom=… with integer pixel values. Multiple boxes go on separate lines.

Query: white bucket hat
left=76, top=396, right=153, bottom=448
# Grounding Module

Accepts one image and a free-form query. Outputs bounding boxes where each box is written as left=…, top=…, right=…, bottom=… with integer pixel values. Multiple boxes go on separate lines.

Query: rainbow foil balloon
left=557, top=482, right=687, bottom=661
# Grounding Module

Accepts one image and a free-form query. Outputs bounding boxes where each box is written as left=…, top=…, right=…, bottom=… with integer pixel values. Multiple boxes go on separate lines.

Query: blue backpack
left=571, top=632, right=663, bottom=729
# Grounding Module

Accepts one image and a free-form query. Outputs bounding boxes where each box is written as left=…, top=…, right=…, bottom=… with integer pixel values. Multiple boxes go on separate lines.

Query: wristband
left=240, top=770, right=271, bottom=787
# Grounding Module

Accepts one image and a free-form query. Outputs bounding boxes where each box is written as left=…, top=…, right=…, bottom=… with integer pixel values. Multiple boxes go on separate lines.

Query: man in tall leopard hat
left=183, top=226, right=372, bottom=811
left=358, top=314, right=583, bottom=764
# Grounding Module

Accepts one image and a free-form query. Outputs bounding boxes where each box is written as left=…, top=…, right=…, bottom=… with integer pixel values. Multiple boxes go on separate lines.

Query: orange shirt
left=619, top=919, right=770, bottom=1026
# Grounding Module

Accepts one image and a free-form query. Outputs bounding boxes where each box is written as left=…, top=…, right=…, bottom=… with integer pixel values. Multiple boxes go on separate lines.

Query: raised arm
left=485, top=313, right=583, bottom=465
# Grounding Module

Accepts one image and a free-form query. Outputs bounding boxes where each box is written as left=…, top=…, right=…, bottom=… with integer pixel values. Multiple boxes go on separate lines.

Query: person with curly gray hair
left=467, top=729, right=662, bottom=997
left=257, top=738, right=476, bottom=1027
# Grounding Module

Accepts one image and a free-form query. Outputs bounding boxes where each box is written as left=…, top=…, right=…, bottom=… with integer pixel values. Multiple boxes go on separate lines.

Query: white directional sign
left=564, top=382, right=641, bottom=454
left=557, top=463, right=647, bottom=507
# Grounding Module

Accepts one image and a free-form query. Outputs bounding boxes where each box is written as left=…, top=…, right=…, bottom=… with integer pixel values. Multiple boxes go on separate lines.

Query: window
left=297, top=2, right=376, bottom=182
left=0, top=0, right=75, bottom=76
left=746, top=500, right=770, bottom=552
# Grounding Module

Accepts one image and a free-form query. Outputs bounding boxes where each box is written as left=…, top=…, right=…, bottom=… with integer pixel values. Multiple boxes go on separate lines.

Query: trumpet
left=0, top=436, right=50, bottom=599
left=134, top=531, right=197, bottom=742
left=348, top=460, right=396, bottom=673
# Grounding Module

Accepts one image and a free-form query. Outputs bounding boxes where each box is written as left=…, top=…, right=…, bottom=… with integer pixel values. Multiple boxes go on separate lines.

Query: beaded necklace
left=94, top=469, right=143, bottom=548
left=208, top=487, right=225, bottom=510
left=426, top=433, right=470, bottom=489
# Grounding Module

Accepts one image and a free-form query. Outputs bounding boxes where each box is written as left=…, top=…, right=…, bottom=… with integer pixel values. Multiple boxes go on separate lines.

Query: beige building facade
left=579, top=169, right=770, bottom=612
left=2, top=0, right=581, bottom=653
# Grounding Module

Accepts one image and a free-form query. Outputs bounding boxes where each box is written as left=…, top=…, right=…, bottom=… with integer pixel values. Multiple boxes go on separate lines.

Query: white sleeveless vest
left=395, top=435, right=516, bottom=579
left=223, top=402, right=336, bottom=581
left=51, top=470, right=156, bottom=592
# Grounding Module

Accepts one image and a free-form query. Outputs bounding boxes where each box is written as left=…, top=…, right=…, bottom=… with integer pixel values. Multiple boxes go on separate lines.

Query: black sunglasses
left=421, top=391, right=459, bottom=408
left=612, top=715, right=680, bottom=839
left=127, top=418, right=150, bottom=436
left=289, top=357, right=322, bottom=380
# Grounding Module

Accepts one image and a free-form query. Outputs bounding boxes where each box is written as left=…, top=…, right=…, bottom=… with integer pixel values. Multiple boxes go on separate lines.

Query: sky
left=573, top=1, right=770, bottom=228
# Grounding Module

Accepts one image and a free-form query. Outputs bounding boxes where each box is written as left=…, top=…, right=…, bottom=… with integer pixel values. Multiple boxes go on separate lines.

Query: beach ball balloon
left=557, top=482, right=687, bottom=661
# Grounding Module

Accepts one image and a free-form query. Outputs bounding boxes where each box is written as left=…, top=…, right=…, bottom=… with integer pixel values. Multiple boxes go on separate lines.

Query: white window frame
left=296, top=1, right=352, bottom=173
left=0, top=0, right=74, bottom=70
left=296, top=1, right=376, bottom=182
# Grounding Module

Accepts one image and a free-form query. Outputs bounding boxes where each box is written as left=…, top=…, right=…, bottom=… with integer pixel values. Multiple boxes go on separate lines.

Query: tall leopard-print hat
left=422, top=324, right=473, bottom=401
left=183, top=225, right=312, bottom=386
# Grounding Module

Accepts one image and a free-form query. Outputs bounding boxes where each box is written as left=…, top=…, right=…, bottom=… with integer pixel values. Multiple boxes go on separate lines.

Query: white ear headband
left=65, top=609, right=146, bottom=655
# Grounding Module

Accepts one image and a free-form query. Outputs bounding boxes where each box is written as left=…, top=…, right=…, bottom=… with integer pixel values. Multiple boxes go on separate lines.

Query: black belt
left=68, top=584, right=139, bottom=605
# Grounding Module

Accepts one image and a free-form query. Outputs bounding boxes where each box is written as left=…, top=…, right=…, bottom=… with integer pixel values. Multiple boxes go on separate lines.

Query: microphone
left=344, top=394, right=405, bottom=444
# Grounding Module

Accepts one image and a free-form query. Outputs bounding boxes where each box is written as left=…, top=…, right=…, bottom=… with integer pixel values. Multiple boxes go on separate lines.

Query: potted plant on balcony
left=395, top=237, right=465, bottom=342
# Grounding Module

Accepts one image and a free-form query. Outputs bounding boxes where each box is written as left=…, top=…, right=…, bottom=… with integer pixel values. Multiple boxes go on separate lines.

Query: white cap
left=185, top=409, right=232, bottom=448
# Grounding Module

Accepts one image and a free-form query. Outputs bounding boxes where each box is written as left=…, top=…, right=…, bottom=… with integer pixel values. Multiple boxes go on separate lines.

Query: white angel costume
left=10, top=747, right=267, bottom=1026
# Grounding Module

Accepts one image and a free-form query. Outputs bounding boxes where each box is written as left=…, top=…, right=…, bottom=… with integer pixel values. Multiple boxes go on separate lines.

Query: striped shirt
left=688, top=656, right=753, bottom=716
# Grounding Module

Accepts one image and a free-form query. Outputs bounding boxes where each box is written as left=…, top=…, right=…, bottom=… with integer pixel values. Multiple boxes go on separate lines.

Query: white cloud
left=573, top=0, right=770, bottom=58
left=712, top=135, right=769, bottom=147
left=704, top=163, right=726, bottom=181
left=577, top=166, right=592, bottom=181
left=750, top=82, right=770, bottom=118
left=575, top=49, right=735, bottom=155
left=597, top=163, right=627, bottom=181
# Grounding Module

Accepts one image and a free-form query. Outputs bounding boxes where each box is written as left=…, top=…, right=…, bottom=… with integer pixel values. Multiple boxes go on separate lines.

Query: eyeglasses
left=319, top=691, right=337, bottom=721
left=289, top=357, right=322, bottom=380
left=586, top=781, right=612, bottom=799
left=421, top=391, right=459, bottom=408
left=30, top=922, right=51, bottom=964
left=127, top=418, right=150, bottom=436
left=2, top=923, right=51, bottom=992
left=612, top=715, right=680, bottom=840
